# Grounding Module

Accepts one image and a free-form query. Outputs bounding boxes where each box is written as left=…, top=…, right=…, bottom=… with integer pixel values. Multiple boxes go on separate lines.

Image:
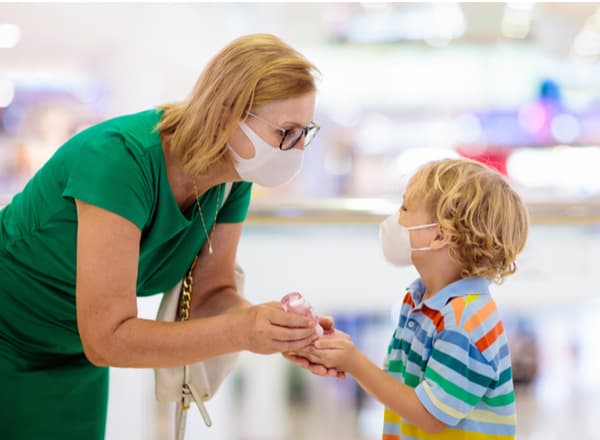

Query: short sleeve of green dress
left=0, top=109, right=252, bottom=439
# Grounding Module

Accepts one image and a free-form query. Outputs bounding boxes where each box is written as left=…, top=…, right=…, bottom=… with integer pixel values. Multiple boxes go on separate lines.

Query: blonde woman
left=0, top=34, right=333, bottom=439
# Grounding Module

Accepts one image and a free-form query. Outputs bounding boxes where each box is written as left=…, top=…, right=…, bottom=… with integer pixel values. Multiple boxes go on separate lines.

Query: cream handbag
left=154, top=183, right=243, bottom=439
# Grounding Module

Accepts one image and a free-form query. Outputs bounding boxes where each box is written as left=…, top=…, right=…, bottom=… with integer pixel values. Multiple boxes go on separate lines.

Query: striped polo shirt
left=382, top=277, right=516, bottom=440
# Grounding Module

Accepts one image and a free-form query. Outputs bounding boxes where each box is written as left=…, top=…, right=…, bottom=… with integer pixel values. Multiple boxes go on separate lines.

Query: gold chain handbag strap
left=178, top=183, right=232, bottom=323
left=179, top=255, right=198, bottom=322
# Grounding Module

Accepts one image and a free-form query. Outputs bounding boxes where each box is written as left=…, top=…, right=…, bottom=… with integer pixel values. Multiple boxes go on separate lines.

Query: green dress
left=0, top=109, right=252, bottom=439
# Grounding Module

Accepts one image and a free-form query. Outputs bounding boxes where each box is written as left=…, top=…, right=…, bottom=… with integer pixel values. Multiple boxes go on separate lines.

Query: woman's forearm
left=84, top=295, right=317, bottom=368
left=84, top=311, right=248, bottom=368
left=190, top=287, right=251, bottom=320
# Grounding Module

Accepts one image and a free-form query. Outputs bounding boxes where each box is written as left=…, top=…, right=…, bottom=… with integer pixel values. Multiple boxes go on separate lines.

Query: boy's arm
left=350, top=351, right=446, bottom=433
left=307, top=331, right=446, bottom=433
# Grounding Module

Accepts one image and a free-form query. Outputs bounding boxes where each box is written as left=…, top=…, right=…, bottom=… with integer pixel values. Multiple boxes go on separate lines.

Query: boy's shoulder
left=423, top=277, right=502, bottom=335
left=436, top=280, right=508, bottom=364
left=442, top=292, right=498, bottom=330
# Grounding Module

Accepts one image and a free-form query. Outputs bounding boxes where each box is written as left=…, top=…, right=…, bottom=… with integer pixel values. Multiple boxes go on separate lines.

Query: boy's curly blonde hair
left=405, top=158, right=529, bottom=284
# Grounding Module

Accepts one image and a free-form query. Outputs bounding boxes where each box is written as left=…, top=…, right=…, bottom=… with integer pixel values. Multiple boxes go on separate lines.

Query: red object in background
left=456, top=145, right=514, bottom=176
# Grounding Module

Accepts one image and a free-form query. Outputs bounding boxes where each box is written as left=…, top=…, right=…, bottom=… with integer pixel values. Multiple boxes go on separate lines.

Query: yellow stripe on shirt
left=383, top=407, right=402, bottom=424
left=422, top=380, right=468, bottom=420
left=469, top=409, right=516, bottom=426
left=400, top=423, right=515, bottom=440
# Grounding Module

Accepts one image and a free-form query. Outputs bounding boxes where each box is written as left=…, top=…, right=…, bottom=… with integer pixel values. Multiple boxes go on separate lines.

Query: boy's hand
left=282, top=315, right=346, bottom=379
left=310, top=329, right=358, bottom=372
left=318, top=315, right=334, bottom=333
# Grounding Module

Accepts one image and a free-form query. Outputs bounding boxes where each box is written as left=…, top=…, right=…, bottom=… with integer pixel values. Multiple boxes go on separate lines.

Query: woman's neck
left=161, top=136, right=237, bottom=211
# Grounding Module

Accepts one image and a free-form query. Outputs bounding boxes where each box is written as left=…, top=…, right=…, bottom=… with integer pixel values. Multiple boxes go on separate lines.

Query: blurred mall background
left=2, top=2, right=600, bottom=439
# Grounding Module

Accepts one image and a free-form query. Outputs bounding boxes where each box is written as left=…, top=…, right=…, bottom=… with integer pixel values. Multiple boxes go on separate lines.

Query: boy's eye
left=400, top=195, right=408, bottom=211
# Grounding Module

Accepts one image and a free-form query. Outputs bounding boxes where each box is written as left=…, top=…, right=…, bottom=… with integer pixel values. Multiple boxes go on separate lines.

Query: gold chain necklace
left=192, top=181, right=221, bottom=255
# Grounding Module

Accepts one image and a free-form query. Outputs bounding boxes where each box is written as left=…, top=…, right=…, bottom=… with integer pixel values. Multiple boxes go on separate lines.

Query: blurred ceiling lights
left=501, top=2, right=535, bottom=39
left=507, top=146, right=600, bottom=196
left=326, top=3, right=466, bottom=46
left=571, top=7, right=600, bottom=58
left=0, top=23, right=21, bottom=48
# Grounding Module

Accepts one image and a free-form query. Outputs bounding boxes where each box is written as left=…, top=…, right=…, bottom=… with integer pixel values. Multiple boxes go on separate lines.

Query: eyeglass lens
left=281, top=125, right=319, bottom=150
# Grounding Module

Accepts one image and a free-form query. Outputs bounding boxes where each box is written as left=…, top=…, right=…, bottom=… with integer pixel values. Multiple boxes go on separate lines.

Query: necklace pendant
left=193, top=180, right=221, bottom=258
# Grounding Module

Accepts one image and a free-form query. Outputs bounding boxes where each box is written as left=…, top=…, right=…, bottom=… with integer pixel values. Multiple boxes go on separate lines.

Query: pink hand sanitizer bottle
left=281, top=292, right=323, bottom=335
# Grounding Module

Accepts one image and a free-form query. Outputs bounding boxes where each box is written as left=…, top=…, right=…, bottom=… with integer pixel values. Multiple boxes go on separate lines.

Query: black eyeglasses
left=247, top=112, right=320, bottom=151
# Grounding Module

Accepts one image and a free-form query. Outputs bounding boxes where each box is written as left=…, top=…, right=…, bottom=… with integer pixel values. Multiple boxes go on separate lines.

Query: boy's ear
left=430, top=227, right=453, bottom=250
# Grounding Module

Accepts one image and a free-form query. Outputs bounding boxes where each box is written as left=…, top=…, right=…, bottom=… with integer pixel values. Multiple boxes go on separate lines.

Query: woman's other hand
left=239, top=301, right=318, bottom=354
left=282, top=352, right=346, bottom=379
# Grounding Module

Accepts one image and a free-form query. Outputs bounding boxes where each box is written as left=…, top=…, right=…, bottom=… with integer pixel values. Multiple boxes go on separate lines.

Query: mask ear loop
left=407, top=223, right=439, bottom=252
left=406, top=222, right=438, bottom=231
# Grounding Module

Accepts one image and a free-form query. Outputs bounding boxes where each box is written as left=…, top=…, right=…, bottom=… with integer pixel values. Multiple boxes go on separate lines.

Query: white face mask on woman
left=379, top=212, right=438, bottom=266
left=229, top=122, right=304, bottom=187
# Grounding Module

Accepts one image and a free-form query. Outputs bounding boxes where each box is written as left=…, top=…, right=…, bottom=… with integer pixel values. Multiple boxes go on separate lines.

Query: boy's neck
left=413, top=244, right=464, bottom=302
left=419, top=266, right=462, bottom=302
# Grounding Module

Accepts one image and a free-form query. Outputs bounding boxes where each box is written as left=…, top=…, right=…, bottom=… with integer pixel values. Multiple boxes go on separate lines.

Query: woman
left=0, top=33, right=333, bottom=439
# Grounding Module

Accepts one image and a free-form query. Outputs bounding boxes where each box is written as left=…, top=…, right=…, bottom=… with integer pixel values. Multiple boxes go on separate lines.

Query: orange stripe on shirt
left=382, top=434, right=400, bottom=440
left=463, top=299, right=497, bottom=333
left=475, top=320, right=505, bottom=352
left=450, top=297, right=466, bottom=326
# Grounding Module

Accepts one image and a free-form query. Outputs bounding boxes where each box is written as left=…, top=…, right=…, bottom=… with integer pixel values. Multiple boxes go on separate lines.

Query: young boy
left=303, top=158, right=528, bottom=439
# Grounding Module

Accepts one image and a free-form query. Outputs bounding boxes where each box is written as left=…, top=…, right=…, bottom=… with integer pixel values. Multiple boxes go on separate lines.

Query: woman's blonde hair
left=405, top=158, right=529, bottom=284
left=157, top=33, right=319, bottom=175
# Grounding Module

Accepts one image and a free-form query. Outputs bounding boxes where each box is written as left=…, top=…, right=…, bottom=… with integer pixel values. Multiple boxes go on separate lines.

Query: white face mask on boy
left=379, top=212, right=438, bottom=266
left=228, top=122, right=304, bottom=187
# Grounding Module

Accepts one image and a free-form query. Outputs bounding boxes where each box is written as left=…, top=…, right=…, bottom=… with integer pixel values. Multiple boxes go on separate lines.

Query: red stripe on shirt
left=403, top=292, right=415, bottom=308
left=422, top=306, right=445, bottom=333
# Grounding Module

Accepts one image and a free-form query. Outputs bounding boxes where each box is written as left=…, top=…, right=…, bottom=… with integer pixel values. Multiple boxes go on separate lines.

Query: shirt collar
left=407, top=277, right=492, bottom=311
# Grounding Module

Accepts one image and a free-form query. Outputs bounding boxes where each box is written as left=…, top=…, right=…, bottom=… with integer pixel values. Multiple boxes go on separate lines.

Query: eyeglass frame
left=246, top=111, right=320, bottom=151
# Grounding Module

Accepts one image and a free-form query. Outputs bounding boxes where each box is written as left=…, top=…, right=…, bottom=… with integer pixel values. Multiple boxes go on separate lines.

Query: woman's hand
left=238, top=301, right=319, bottom=354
